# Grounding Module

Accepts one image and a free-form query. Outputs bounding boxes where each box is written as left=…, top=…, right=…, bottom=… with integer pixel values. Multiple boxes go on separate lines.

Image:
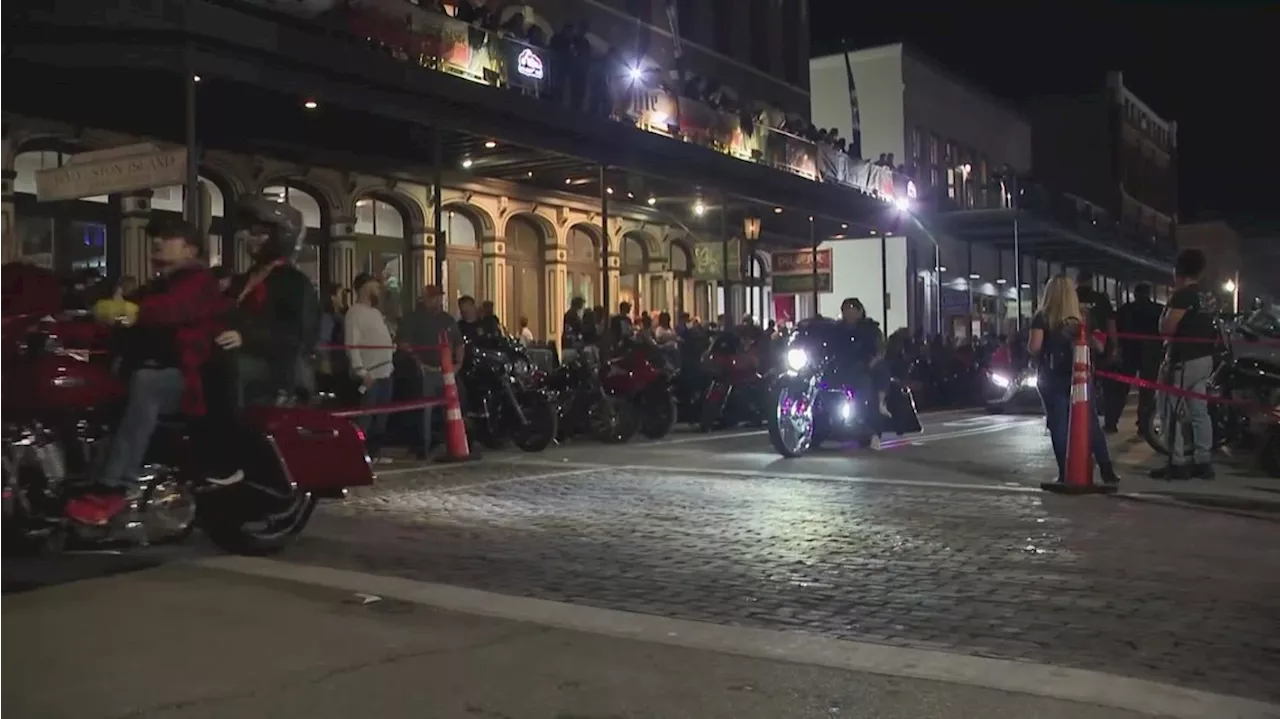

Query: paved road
left=8, top=408, right=1279, bottom=712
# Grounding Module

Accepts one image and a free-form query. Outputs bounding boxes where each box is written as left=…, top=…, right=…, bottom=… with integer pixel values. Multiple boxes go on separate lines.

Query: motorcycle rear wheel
left=592, top=395, right=638, bottom=444
left=1142, top=391, right=1228, bottom=458
left=202, top=490, right=316, bottom=556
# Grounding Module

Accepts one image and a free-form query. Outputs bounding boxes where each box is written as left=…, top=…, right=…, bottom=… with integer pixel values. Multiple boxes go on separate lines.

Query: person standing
left=1149, top=250, right=1218, bottom=480
left=1075, top=271, right=1120, bottom=429
left=1028, top=275, right=1119, bottom=486
left=344, top=273, right=395, bottom=461
left=1110, top=283, right=1163, bottom=433
left=398, top=285, right=464, bottom=457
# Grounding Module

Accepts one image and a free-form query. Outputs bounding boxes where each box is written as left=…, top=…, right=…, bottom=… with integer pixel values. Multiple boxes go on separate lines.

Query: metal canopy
left=931, top=208, right=1175, bottom=282
left=5, top=0, right=897, bottom=239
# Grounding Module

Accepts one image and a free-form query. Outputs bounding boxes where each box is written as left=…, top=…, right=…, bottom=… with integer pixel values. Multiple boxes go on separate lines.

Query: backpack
left=1042, top=317, right=1081, bottom=381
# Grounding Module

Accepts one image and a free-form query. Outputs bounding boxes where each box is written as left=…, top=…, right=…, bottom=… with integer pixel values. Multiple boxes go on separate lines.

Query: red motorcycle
left=602, top=339, right=679, bottom=440
left=2, top=310, right=373, bottom=556
left=698, top=333, right=771, bottom=432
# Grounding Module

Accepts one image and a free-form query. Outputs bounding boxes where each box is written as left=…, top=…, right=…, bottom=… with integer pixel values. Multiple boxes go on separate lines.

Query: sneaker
left=1149, top=465, right=1189, bottom=480
left=206, top=469, right=245, bottom=487
left=65, top=493, right=127, bottom=525
left=1192, top=463, right=1216, bottom=480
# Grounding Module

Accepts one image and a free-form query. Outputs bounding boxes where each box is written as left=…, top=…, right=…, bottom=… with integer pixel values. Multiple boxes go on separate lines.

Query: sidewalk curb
left=196, top=556, right=1280, bottom=719
left=1112, top=492, right=1280, bottom=523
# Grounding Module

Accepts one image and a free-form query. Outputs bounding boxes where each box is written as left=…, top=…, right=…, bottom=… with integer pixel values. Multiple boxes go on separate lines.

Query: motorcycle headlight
left=989, top=372, right=1011, bottom=389
left=1021, top=374, right=1038, bottom=388
left=785, top=348, right=809, bottom=372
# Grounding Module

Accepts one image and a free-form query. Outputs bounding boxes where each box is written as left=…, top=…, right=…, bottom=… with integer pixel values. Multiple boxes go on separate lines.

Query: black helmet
left=235, top=195, right=305, bottom=262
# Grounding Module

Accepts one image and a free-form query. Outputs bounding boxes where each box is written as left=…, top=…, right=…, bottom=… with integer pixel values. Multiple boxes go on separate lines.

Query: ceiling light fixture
left=484, top=140, right=497, bottom=149
left=303, top=99, right=318, bottom=110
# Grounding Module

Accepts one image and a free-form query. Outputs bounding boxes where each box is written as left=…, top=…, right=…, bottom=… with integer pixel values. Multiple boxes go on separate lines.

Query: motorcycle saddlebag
left=885, top=380, right=923, bottom=435
left=243, top=405, right=375, bottom=493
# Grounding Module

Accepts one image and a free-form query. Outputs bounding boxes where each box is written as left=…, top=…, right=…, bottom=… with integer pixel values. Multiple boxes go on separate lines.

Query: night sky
left=811, top=3, right=1278, bottom=230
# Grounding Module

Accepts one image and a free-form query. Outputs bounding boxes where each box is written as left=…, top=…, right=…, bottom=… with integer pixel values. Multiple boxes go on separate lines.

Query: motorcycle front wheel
left=512, top=394, right=558, bottom=452
left=768, top=382, right=816, bottom=458
left=591, top=394, right=638, bottom=444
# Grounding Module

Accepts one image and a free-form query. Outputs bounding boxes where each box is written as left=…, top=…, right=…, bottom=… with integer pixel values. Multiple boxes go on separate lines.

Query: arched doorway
left=13, top=149, right=112, bottom=273
left=618, top=233, right=647, bottom=314
left=443, top=207, right=481, bottom=307
left=261, top=184, right=324, bottom=286
left=566, top=224, right=598, bottom=308
left=151, top=178, right=228, bottom=265
left=670, top=240, right=692, bottom=316
left=354, top=194, right=407, bottom=323
left=745, top=251, right=771, bottom=324
left=506, top=215, right=545, bottom=338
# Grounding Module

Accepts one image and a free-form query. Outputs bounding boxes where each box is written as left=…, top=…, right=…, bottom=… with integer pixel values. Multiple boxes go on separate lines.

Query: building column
left=120, top=190, right=154, bottom=282
left=2, top=168, right=17, bottom=263
left=544, top=243, right=568, bottom=351
left=482, top=237, right=508, bottom=322
left=605, top=254, right=621, bottom=312
left=328, top=216, right=358, bottom=292
left=408, top=224, right=435, bottom=303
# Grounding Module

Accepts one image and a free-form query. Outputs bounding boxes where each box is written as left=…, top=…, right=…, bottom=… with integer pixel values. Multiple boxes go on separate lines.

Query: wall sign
left=517, top=48, right=544, bottom=80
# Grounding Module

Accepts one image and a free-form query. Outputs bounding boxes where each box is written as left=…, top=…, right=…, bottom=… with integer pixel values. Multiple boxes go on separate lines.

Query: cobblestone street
left=290, top=450, right=1280, bottom=703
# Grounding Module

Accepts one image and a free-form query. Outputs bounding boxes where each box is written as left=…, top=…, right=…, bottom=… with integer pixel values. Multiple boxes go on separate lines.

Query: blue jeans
left=357, top=377, right=394, bottom=457
left=1040, top=379, right=1112, bottom=481
left=99, top=368, right=185, bottom=488
left=1163, top=356, right=1214, bottom=466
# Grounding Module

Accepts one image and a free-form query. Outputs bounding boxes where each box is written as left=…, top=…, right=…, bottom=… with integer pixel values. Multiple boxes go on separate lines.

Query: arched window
left=746, top=252, right=772, bottom=325
left=566, top=225, right=598, bottom=308
left=354, top=197, right=405, bottom=238
left=262, top=185, right=324, bottom=285
left=354, top=196, right=409, bottom=322
left=443, top=208, right=481, bottom=305
left=506, top=216, right=545, bottom=338
left=619, top=234, right=647, bottom=314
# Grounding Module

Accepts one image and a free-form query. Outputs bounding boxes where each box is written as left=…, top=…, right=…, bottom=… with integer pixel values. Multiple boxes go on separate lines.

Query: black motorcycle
left=768, top=318, right=923, bottom=458
left=1143, top=308, right=1280, bottom=461
left=547, top=346, right=637, bottom=443
left=461, top=334, right=558, bottom=452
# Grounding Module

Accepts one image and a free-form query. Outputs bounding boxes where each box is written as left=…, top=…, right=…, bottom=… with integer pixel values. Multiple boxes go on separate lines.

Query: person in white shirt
left=518, top=315, right=535, bottom=344
left=344, top=273, right=396, bottom=460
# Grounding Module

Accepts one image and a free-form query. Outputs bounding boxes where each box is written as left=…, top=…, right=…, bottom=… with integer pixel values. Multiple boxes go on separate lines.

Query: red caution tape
left=329, top=396, right=446, bottom=418
left=1094, top=369, right=1263, bottom=409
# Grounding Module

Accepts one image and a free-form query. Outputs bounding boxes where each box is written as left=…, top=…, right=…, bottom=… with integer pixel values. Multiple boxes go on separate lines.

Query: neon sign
left=517, top=48, right=544, bottom=80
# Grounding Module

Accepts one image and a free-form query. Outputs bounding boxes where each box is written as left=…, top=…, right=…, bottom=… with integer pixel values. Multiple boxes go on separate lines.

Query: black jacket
left=226, top=264, right=320, bottom=392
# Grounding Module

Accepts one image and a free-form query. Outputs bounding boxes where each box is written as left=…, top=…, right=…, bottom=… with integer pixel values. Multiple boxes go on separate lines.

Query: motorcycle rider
left=217, top=196, right=320, bottom=407
left=65, top=218, right=231, bottom=525
left=837, top=297, right=890, bottom=437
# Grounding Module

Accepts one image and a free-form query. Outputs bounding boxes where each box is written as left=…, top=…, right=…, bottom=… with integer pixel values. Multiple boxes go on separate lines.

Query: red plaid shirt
left=134, top=264, right=231, bottom=416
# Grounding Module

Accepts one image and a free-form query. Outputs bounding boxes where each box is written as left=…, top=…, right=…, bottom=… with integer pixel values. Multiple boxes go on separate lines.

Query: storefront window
left=355, top=198, right=405, bottom=238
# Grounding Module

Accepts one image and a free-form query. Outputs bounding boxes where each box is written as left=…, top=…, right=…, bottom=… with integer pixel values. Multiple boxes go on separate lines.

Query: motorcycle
left=2, top=310, right=373, bottom=556
left=602, top=339, right=679, bottom=440
left=984, top=365, right=1043, bottom=414
left=461, top=334, right=558, bottom=452
left=767, top=318, right=923, bottom=458
left=546, top=346, right=638, bottom=443
left=1142, top=309, right=1280, bottom=460
left=697, top=332, right=771, bottom=432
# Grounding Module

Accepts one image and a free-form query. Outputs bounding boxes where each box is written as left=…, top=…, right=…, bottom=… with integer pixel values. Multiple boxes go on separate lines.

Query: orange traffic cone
left=435, top=330, right=474, bottom=463
left=1042, top=321, right=1114, bottom=495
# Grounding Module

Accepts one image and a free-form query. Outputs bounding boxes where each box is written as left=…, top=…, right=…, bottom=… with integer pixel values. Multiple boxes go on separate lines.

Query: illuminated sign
left=517, top=48, right=544, bottom=80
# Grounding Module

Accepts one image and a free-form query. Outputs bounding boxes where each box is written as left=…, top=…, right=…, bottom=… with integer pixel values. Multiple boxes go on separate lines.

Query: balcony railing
left=241, top=0, right=913, bottom=206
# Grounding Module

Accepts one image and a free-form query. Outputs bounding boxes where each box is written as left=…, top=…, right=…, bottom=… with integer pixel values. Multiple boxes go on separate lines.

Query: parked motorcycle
left=767, top=318, right=923, bottom=458
left=1142, top=309, right=1280, bottom=460
left=2, top=311, right=373, bottom=556
left=546, top=347, right=637, bottom=443
left=461, top=334, right=558, bottom=451
left=698, top=332, right=770, bottom=432
left=603, top=339, right=678, bottom=440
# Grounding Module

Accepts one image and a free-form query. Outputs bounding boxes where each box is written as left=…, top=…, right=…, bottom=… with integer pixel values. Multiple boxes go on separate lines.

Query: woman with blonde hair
left=1027, top=274, right=1119, bottom=486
